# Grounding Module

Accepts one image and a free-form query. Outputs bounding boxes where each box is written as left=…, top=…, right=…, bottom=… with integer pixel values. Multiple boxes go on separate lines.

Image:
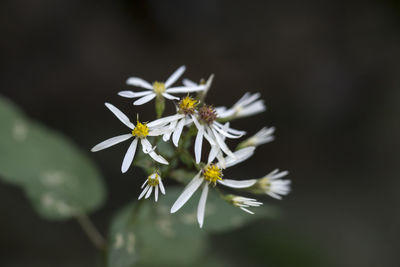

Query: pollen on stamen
left=198, top=105, right=218, bottom=125
left=203, top=164, right=223, bottom=185
left=132, top=121, right=149, bottom=138
left=147, top=173, right=160, bottom=186
left=179, top=96, right=198, bottom=115
left=152, top=81, right=166, bottom=95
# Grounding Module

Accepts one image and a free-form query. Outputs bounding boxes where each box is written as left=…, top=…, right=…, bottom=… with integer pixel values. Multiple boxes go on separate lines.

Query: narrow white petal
left=214, top=122, right=246, bottom=136
left=91, top=134, right=132, bottom=152
left=172, top=118, right=185, bottom=147
left=147, top=114, right=184, bottom=128
left=162, top=92, right=180, bottom=100
left=159, top=178, right=166, bottom=194
left=141, top=138, right=152, bottom=153
left=213, top=124, right=244, bottom=139
left=149, top=151, right=169, bottom=165
left=163, top=120, right=178, bottom=141
left=203, top=127, right=217, bottom=146
left=118, top=90, right=152, bottom=98
left=224, top=147, right=255, bottom=168
left=141, top=179, right=148, bottom=189
left=171, top=174, right=203, bottom=213
left=166, top=85, right=205, bottom=93
left=208, top=145, right=218, bottom=163
left=197, top=184, right=209, bottom=228
left=145, top=186, right=153, bottom=199
left=165, top=65, right=186, bottom=88
left=121, top=138, right=138, bottom=173
left=138, top=185, right=150, bottom=200
left=182, top=78, right=198, bottom=87
left=211, top=128, right=234, bottom=157
left=155, top=186, right=159, bottom=202
left=148, top=127, right=171, bottom=136
left=240, top=207, right=255, bottom=214
left=218, top=179, right=256, bottom=188
left=194, top=129, right=204, bottom=163
left=133, top=93, right=156, bottom=105
left=105, top=103, right=134, bottom=129
left=126, top=77, right=153, bottom=89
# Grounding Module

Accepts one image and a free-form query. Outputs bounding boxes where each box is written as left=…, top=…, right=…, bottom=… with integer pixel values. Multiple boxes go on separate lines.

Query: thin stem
left=76, top=213, right=107, bottom=251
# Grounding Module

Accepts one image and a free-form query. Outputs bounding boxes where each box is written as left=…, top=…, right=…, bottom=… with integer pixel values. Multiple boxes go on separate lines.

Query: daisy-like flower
left=192, top=105, right=246, bottom=164
left=225, top=195, right=263, bottom=214
left=251, top=169, right=291, bottom=199
left=91, top=103, right=170, bottom=173
left=216, top=92, right=266, bottom=120
left=138, top=172, right=166, bottom=202
left=118, top=66, right=206, bottom=105
left=237, top=126, right=275, bottom=149
left=170, top=147, right=257, bottom=228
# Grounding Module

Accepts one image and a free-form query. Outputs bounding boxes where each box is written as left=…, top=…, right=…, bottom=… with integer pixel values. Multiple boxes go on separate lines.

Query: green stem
left=75, top=213, right=107, bottom=251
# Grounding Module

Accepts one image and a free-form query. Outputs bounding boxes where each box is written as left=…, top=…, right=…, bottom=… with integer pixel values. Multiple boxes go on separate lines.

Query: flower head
left=118, top=66, right=206, bottom=105
left=216, top=92, right=266, bottom=120
left=178, top=96, right=198, bottom=115
left=225, top=195, right=263, bottom=214
left=139, top=172, right=166, bottom=202
left=251, top=169, right=291, bottom=199
left=170, top=147, right=258, bottom=228
left=91, top=103, right=169, bottom=173
left=237, top=126, right=275, bottom=149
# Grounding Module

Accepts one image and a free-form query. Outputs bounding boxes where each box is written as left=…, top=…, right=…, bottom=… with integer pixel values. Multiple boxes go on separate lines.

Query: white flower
left=138, top=172, right=166, bottom=202
left=237, top=126, right=275, bottom=149
left=254, top=169, right=291, bottom=199
left=192, top=105, right=246, bottom=164
left=228, top=195, right=263, bottom=214
left=216, top=92, right=266, bottom=120
left=91, top=103, right=170, bottom=173
left=118, top=66, right=206, bottom=105
left=170, top=147, right=257, bottom=228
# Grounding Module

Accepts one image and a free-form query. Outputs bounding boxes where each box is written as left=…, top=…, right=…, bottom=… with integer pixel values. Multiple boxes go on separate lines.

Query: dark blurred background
left=0, top=0, right=399, bottom=266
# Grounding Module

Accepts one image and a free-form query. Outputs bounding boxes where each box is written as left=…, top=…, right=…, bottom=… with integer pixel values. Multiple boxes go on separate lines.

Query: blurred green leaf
left=0, top=96, right=106, bottom=220
left=108, top=187, right=276, bottom=266
left=169, top=169, right=197, bottom=183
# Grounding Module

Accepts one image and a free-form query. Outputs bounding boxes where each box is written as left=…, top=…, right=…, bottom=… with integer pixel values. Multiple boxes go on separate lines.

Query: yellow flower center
left=152, top=81, right=166, bottom=94
left=132, top=121, right=149, bottom=138
left=203, top=164, right=223, bottom=184
left=147, top=173, right=160, bottom=187
left=179, top=96, right=198, bottom=115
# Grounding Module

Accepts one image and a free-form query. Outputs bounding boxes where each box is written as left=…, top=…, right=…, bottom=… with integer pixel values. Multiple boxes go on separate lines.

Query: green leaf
left=169, top=169, right=197, bottom=183
left=108, top=187, right=276, bottom=266
left=108, top=188, right=206, bottom=267
left=0, top=96, right=106, bottom=220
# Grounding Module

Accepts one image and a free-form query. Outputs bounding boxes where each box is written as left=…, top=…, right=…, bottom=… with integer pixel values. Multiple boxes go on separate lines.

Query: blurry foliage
left=0, top=96, right=106, bottom=220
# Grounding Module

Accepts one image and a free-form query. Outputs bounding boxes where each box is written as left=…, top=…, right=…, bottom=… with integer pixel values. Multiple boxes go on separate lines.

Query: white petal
left=138, top=185, right=150, bottom=200
left=207, top=145, right=218, bottom=163
left=133, top=93, right=156, bottom=105
left=194, top=129, right=204, bottom=163
left=182, top=78, right=198, bottom=87
left=240, top=207, right=255, bottom=214
left=141, top=179, right=148, bottom=189
left=218, top=179, right=256, bottom=188
left=91, top=134, right=132, bottom=152
left=165, top=65, right=186, bottom=88
left=172, top=118, right=185, bottom=147
left=118, top=90, right=152, bottom=98
left=147, top=114, right=184, bottom=128
left=197, top=184, right=209, bottom=228
left=211, top=128, right=234, bottom=157
left=105, top=103, right=135, bottom=129
left=224, top=147, right=255, bottom=168
left=163, top=120, right=177, bottom=141
left=203, top=127, right=217, bottom=146
left=148, top=151, right=169, bottom=165
left=145, top=186, right=153, bottom=199
left=213, top=124, right=244, bottom=139
left=126, top=77, right=153, bottom=89
left=162, top=92, right=180, bottom=100
left=171, top=173, right=203, bottom=213
left=148, top=127, right=171, bottom=136
left=159, top=178, right=166, bottom=194
left=166, top=85, right=205, bottom=93
left=155, top=186, right=159, bottom=202
left=121, top=138, right=138, bottom=173
left=141, top=138, right=153, bottom=153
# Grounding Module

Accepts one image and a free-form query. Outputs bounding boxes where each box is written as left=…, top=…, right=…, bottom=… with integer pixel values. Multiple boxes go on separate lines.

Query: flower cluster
left=91, top=66, right=291, bottom=228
